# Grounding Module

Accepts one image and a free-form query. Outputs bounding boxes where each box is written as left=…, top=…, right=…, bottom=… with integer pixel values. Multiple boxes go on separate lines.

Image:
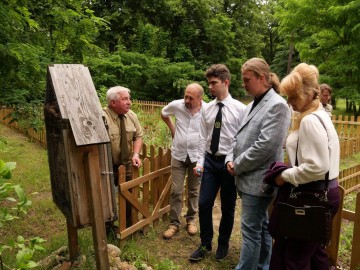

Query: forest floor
left=124, top=197, right=243, bottom=270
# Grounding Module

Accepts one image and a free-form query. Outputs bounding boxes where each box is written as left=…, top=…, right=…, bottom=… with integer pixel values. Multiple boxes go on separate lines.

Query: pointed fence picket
left=2, top=104, right=360, bottom=268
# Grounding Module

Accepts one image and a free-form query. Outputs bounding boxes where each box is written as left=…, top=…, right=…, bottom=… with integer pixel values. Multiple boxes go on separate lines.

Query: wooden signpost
left=44, top=64, right=116, bottom=269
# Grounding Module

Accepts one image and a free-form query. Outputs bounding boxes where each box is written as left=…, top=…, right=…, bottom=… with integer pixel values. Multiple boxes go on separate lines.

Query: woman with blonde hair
left=268, top=63, right=340, bottom=269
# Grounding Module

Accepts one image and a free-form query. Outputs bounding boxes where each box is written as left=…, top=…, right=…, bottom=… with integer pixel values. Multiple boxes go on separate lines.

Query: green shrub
left=0, top=160, right=45, bottom=270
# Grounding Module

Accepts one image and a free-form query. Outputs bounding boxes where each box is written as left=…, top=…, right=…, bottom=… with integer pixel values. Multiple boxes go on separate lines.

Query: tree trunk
left=331, top=97, right=336, bottom=110
left=287, top=32, right=294, bottom=74
left=355, top=103, right=359, bottom=118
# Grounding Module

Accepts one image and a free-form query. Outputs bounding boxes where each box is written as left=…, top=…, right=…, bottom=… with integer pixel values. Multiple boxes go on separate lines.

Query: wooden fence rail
left=119, top=154, right=360, bottom=270
left=340, top=192, right=360, bottom=270
left=2, top=105, right=360, bottom=158
left=132, top=100, right=168, bottom=112
left=2, top=104, right=360, bottom=268
left=339, top=164, right=360, bottom=194
left=117, top=147, right=172, bottom=239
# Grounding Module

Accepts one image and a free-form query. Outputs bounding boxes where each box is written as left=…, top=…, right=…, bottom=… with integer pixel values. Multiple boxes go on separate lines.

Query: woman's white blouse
left=281, top=109, right=340, bottom=186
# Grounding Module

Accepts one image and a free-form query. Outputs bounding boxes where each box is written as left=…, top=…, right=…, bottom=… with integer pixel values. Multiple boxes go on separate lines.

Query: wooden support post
left=66, top=220, right=79, bottom=262
left=350, top=192, right=360, bottom=269
left=326, top=186, right=345, bottom=267
left=118, top=165, right=127, bottom=233
left=84, top=148, right=110, bottom=270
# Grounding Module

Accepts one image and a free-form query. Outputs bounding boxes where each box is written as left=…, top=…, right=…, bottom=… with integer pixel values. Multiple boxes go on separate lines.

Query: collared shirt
left=250, top=88, right=271, bottom=113
left=282, top=109, right=339, bottom=186
left=162, top=99, right=206, bottom=163
left=322, top=103, right=333, bottom=117
left=103, top=107, right=143, bottom=166
left=197, top=94, right=246, bottom=167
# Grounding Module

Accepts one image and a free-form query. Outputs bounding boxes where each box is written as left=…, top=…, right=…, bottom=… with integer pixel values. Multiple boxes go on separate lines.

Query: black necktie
left=210, top=102, right=224, bottom=154
left=119, top=115, right=129, bottom=164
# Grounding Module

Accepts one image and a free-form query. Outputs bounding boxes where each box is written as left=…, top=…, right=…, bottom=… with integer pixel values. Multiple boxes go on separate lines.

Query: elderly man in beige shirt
left=103, top=86, right=143, bottom=231
left=103, top=86, right=143, bottom=181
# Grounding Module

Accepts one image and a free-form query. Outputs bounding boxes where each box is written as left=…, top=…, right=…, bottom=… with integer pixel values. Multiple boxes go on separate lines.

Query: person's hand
left=132, top=154, right=142, bottom=168
left=193, top=165, right=203, bottom=177
left=274, top=174, right=285, bottom=186
left=226, top=161, right=235, bottom=175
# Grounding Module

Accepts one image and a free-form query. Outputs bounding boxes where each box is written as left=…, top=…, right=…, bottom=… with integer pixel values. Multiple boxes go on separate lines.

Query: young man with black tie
left=189, top=64, right=246, bottom=262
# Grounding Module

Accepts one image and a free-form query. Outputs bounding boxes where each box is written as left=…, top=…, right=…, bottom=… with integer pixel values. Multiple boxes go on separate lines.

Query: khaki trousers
left=169, top=156, right=200, bottom=227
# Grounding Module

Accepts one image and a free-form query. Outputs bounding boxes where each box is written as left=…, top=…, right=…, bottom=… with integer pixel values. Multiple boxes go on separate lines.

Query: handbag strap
left=295, top=112, right=330, bottom=190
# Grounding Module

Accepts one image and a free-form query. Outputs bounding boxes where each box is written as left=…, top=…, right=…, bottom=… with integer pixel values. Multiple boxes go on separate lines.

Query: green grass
left=0, top=126, right=107, bottom=269
left=1, top=97, right=360, bottom=269
left=338, top=189, right=358, bottom=269
left=131, top=104, right=172, bottom=150
left=0, top=128, right=67, bottom=268
left=340, top=152, right=360, bottom=170
left=0, top=124, right=183, bottom=269
left=333, top=98, right=355, bottom=117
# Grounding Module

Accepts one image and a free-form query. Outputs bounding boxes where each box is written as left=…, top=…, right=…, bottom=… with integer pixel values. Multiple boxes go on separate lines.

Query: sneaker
left=163, top=225, right=179, bottom=239
left=215, top=244, right=229, bottom=261
left=189, top=245, right=211, bottom=262
left=186, top=222, right=197, bottom=236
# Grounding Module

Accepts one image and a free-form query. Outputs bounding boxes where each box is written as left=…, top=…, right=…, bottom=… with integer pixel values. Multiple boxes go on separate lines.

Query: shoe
left=186, top=221, right=197, bottom=236
left=215, top=244, right=229, bottom=261
left=163, top=225, right=179, bottom=239
left=189, top=245, right=211, bottom=262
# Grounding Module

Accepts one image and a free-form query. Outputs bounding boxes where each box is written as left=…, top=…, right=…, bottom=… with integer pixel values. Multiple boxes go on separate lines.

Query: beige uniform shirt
left=103, top=107, right=143, bottom=166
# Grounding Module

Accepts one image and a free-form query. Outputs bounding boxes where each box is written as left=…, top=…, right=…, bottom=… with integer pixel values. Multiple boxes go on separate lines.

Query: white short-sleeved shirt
left=162, top=99, right=206, bottom=163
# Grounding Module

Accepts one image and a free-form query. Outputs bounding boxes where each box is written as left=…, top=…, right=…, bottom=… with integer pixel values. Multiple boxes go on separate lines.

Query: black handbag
left=276, top=178, right=332, bottom=245
left=273, top=113, right=333, bottom=245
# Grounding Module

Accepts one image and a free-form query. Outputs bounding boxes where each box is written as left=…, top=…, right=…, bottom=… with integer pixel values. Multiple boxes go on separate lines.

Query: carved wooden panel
left=48, top=64, right=109, bottom=146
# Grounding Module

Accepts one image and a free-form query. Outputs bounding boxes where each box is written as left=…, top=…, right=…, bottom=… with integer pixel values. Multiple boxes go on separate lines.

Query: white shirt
left=281, top=109, right=340, bottom=186
left=161, top=99, right=206, bottom=163
left=322, top=103, right=333, bottom=117
left=197, top=94, right=246, bottom=167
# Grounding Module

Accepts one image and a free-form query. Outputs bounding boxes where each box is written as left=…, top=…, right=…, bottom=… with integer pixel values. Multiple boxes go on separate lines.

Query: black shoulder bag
left=275, top=113, right=333, bottom=245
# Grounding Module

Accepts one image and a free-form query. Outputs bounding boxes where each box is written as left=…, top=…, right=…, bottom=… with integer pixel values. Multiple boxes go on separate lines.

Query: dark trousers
left=269, top=184, right=340, bottom=270
left=198, top=154, right=237, bottom=248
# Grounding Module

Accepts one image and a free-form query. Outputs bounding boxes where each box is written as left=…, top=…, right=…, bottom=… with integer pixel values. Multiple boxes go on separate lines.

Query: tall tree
left=275, top=0, right=360, bottom=115
left=0, top=0, right=106, bottom=105
left=0, top=0, right=44, bottom=104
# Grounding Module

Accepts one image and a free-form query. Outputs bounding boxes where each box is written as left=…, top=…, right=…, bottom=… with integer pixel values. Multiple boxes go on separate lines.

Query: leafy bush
left=0, top=160, right=45, bottom=270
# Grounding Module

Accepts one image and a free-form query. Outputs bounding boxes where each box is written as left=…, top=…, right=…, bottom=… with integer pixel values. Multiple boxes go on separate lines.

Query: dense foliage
left=0, top=0, right=359, bottom=112
left=0, top=160, right=45, bottom=269
left=275, top=0, right=360, bottom=115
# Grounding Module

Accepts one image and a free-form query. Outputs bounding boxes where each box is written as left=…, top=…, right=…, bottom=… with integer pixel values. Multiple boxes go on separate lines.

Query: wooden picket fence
left=339, top=165, right=360, bottom=195
left=118, top=151, right=360, bottom=269
left=0, top=107, right=47, bottom=147
left=2, top=105, right=360, bottom=159
left=332, top=115, right=360, bottom=138
left=337, top=165, right=360, bottom=269
left=2, top=104, right=360, bottom=268
left=117, top=145, right=172, bottom=239
left=332, top=115, right=360, bottom=160
left=132, top=100, right=168, bottom=112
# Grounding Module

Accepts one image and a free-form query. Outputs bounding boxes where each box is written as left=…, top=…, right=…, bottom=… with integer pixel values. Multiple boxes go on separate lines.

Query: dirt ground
left=127, top=197, right=243, bottom=270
